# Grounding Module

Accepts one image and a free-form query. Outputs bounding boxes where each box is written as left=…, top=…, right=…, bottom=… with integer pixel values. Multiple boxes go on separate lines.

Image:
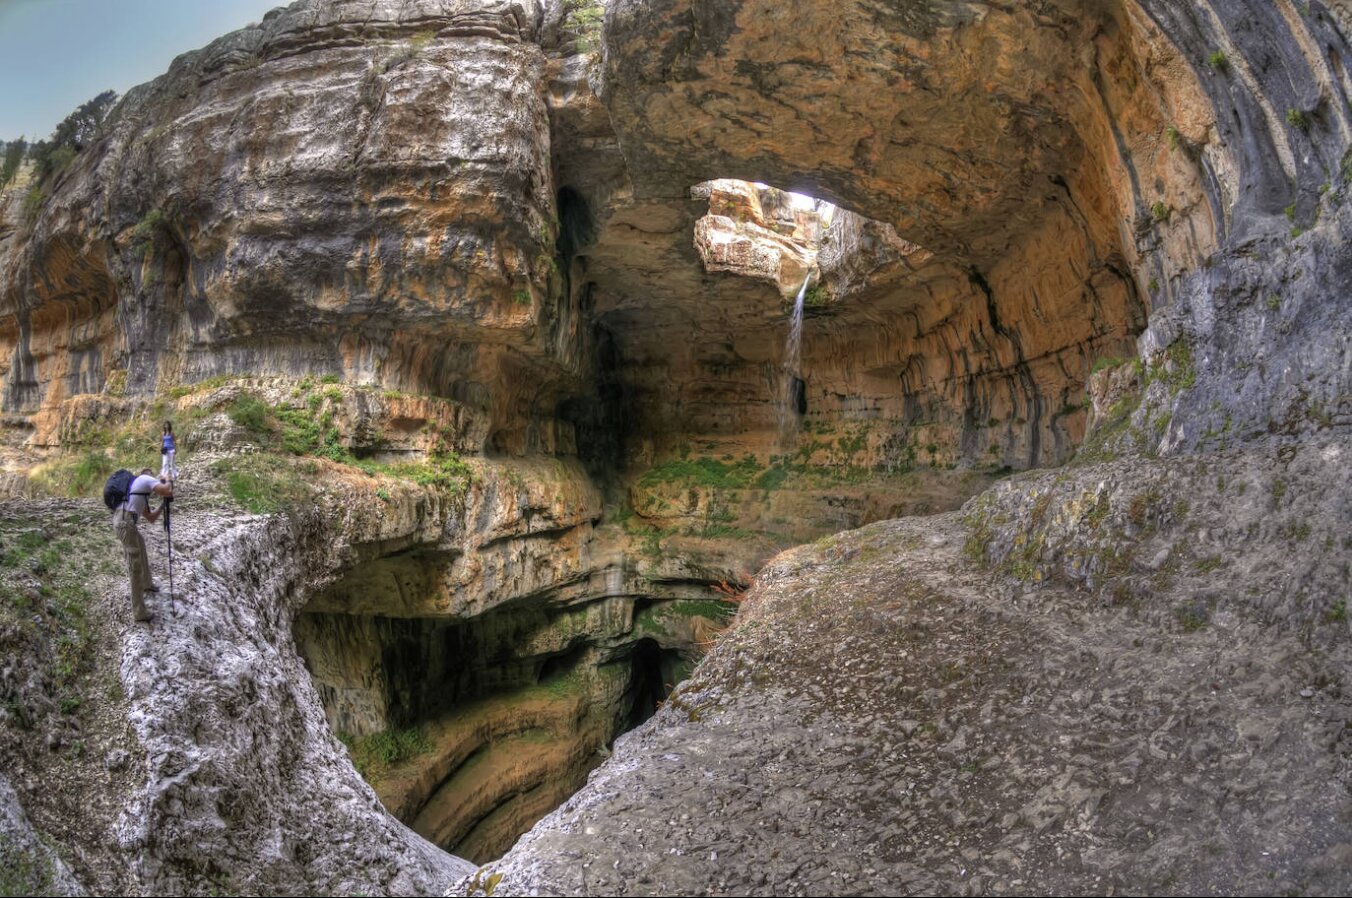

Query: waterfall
left=776, top=273, right=812, bottom=446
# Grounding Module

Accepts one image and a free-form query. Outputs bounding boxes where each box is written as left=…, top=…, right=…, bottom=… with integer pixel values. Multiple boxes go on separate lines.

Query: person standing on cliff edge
left=110, top=469, right=174, bottom=623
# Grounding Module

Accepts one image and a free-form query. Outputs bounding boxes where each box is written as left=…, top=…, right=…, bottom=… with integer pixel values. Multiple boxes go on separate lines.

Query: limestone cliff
left=0, top=0, right=1348, bottom=895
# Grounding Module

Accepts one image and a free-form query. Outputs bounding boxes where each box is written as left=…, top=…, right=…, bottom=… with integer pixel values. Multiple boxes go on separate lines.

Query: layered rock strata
left=0, top=0, right=1348, bottom=894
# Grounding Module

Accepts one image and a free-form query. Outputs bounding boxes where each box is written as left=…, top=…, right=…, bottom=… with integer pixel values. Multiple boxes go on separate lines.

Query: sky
left=1, top=0, right=285, bottom=141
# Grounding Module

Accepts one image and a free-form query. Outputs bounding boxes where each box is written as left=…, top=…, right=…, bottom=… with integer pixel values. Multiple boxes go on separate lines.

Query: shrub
left=131, top=208, right=165, bottom=255
left=1, top=137, right=27, bottom=187
left=1286, top=107, right=1309, bottom=130
left=46, top=145, right=76, bottom=175
left=1207, top=50, right=1229, bottom=72
left=227, top=394, right=270, bottom=435
left=803, top=284, right=829, bottom=308
left=21, top=185, right=45, bottom=224
left=339, top=726, right=432, bottom=776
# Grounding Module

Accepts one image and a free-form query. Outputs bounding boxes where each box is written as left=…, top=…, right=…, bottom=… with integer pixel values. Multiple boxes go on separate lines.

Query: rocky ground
left=0, top=500, right=140, bottom=895
left=0, top=456, right=471, bottom=896
left=466, top=443, right=1352, bottom=896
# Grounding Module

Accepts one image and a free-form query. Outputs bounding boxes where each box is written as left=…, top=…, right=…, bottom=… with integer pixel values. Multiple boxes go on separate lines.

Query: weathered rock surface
left=470, top=446, right=1352, bottom=895
left=0, top=0, right=1349, bottom=894
left=0, top=770, right=87, bottom=896
left=1, top=0, right=581, bottom=456
left=110, top=475, right=473, bottom=895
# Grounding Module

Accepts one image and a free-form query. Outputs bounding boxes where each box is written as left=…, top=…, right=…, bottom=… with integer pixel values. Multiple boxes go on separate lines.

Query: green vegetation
left=409, top=28, right=436, bottom=53
left=1285, top=202, right=1297, bottom=222
left=1192, top=555, right=1223, bottom=573
left=639, top=454, right=764, bottom=490
left=1084, top=495, right=1110, bottom=529
left=356, top=451, right=474, bottom=493
left=4, top=530, right=92, bottom=687
left=1151, top=200, right=1171, bottom=223
left=46, top=145, right=76, bottom=175
left=0, top=136, right=27, bottom=187
left=0, top=834, right=57, bottom=897
left=513, top=289, right=532, bottom=306
left=1286, top=107, right=1309, bottom=130
left=26, top=400, right=199, bottom=498
left=227, top=393, right=269, bottom=434
left=338, top=726, right=433, bottom=777
left=1207, top=50, right=1229, bottom=72
left=166, top=373, right=236, bottom=398
left=1174, top=603, right=1208, bottom=632
left=1266, top=294, right=1281, bottom=311
left=1165, top=126, right=1181, bottom=151
left=22, top=185, right=45, bottom=224
left=564, top=0, right=604, bottom=52
left=1327, top=600, right=1347, bottom=623
left=1090, top=356, right=1126, bottom=376
left=0, top=511, right=111, bottom=758
left=1270, top=478, right=1287, bottom=504
left=1074, top=391, right=1142, bottom=464
left=210, top=454, right=316, bottom=515
left=131, top=208, right=166, bottom=257
left=1146, top=340, right=1196, bottom=396
left=222, top=382, right=474, bottom=503
left=25, top=90, right=118, bottom=181
left=803, top=283, right=829, bottom=308
left=754, top=464, right=789, bottom=491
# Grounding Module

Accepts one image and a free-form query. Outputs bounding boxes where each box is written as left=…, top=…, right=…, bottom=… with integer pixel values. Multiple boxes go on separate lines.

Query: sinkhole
left=691, top=178, right=836, bottom=302
left=294, top=550, right=735, bottom=863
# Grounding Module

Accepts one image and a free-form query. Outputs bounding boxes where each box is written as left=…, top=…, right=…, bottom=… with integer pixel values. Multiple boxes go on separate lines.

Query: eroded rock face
left=290, top=456, right=736, bottom=863
left=583, top=0, right=1351, bottom=469
left=1, top=0, right=581, bottom=457
left=0, top=0, right=1350, bottom=893
left=469, top=443, right=1352, bottom=896
left=690, top=179, right=819, bottom=296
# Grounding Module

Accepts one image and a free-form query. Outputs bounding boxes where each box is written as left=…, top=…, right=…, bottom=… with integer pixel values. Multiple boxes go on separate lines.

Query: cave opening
left=691, top=178, right=834, bottom=302
left=625, top=637, right=680, bottom=730
left=294, top=557, right=734, bottom=864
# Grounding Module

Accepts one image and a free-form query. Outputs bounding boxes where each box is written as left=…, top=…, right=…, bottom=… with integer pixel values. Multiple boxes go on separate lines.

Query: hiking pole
left=162, top=496, right=175, bottom=611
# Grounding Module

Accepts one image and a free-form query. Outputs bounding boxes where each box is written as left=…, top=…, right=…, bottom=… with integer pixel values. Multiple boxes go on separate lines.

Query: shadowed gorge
left=295, top=550, right=727, bottom=862
left=0, top=0, right=1348, bottom=895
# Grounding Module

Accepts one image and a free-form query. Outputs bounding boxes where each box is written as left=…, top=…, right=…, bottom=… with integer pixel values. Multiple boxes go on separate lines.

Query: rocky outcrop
left=0, top=0, right=582, bottom=458
left=470, top=445, right=1352, bottom=895
left=291, top=455, right=737, bottom=862
left=112, top=478, right=471, bottom=896
left=0, top=771, right=86, bottom=896
left=690, top=179, right=819, bottom=296
left=0, top=0, right=1350, bottom=894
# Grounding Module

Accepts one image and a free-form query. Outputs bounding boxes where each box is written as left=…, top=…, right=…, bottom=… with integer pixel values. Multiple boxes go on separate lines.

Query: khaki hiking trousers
left=113, top=508, right=155, bottom=622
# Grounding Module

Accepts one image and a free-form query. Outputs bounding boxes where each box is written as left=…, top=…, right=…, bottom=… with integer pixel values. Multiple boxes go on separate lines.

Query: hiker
left=108, top=469, right=173, bottom=623
left=160, top=421, right=178, bottom=482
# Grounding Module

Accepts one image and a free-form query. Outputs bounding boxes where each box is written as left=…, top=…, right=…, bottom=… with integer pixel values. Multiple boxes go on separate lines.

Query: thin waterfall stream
left=777, top=272, right=812, bottom=447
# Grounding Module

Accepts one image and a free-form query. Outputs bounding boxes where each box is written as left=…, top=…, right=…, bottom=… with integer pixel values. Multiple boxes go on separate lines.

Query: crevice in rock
left=295, top=553, right=730, bottom=864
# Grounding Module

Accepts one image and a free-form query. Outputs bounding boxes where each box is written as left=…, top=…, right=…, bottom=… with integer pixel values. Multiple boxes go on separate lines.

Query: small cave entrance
left=625, top=636, right=680, bottom=729
left=789, top=375, right=807, bottom=416
left=294, top=555, right=734, bottom=864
